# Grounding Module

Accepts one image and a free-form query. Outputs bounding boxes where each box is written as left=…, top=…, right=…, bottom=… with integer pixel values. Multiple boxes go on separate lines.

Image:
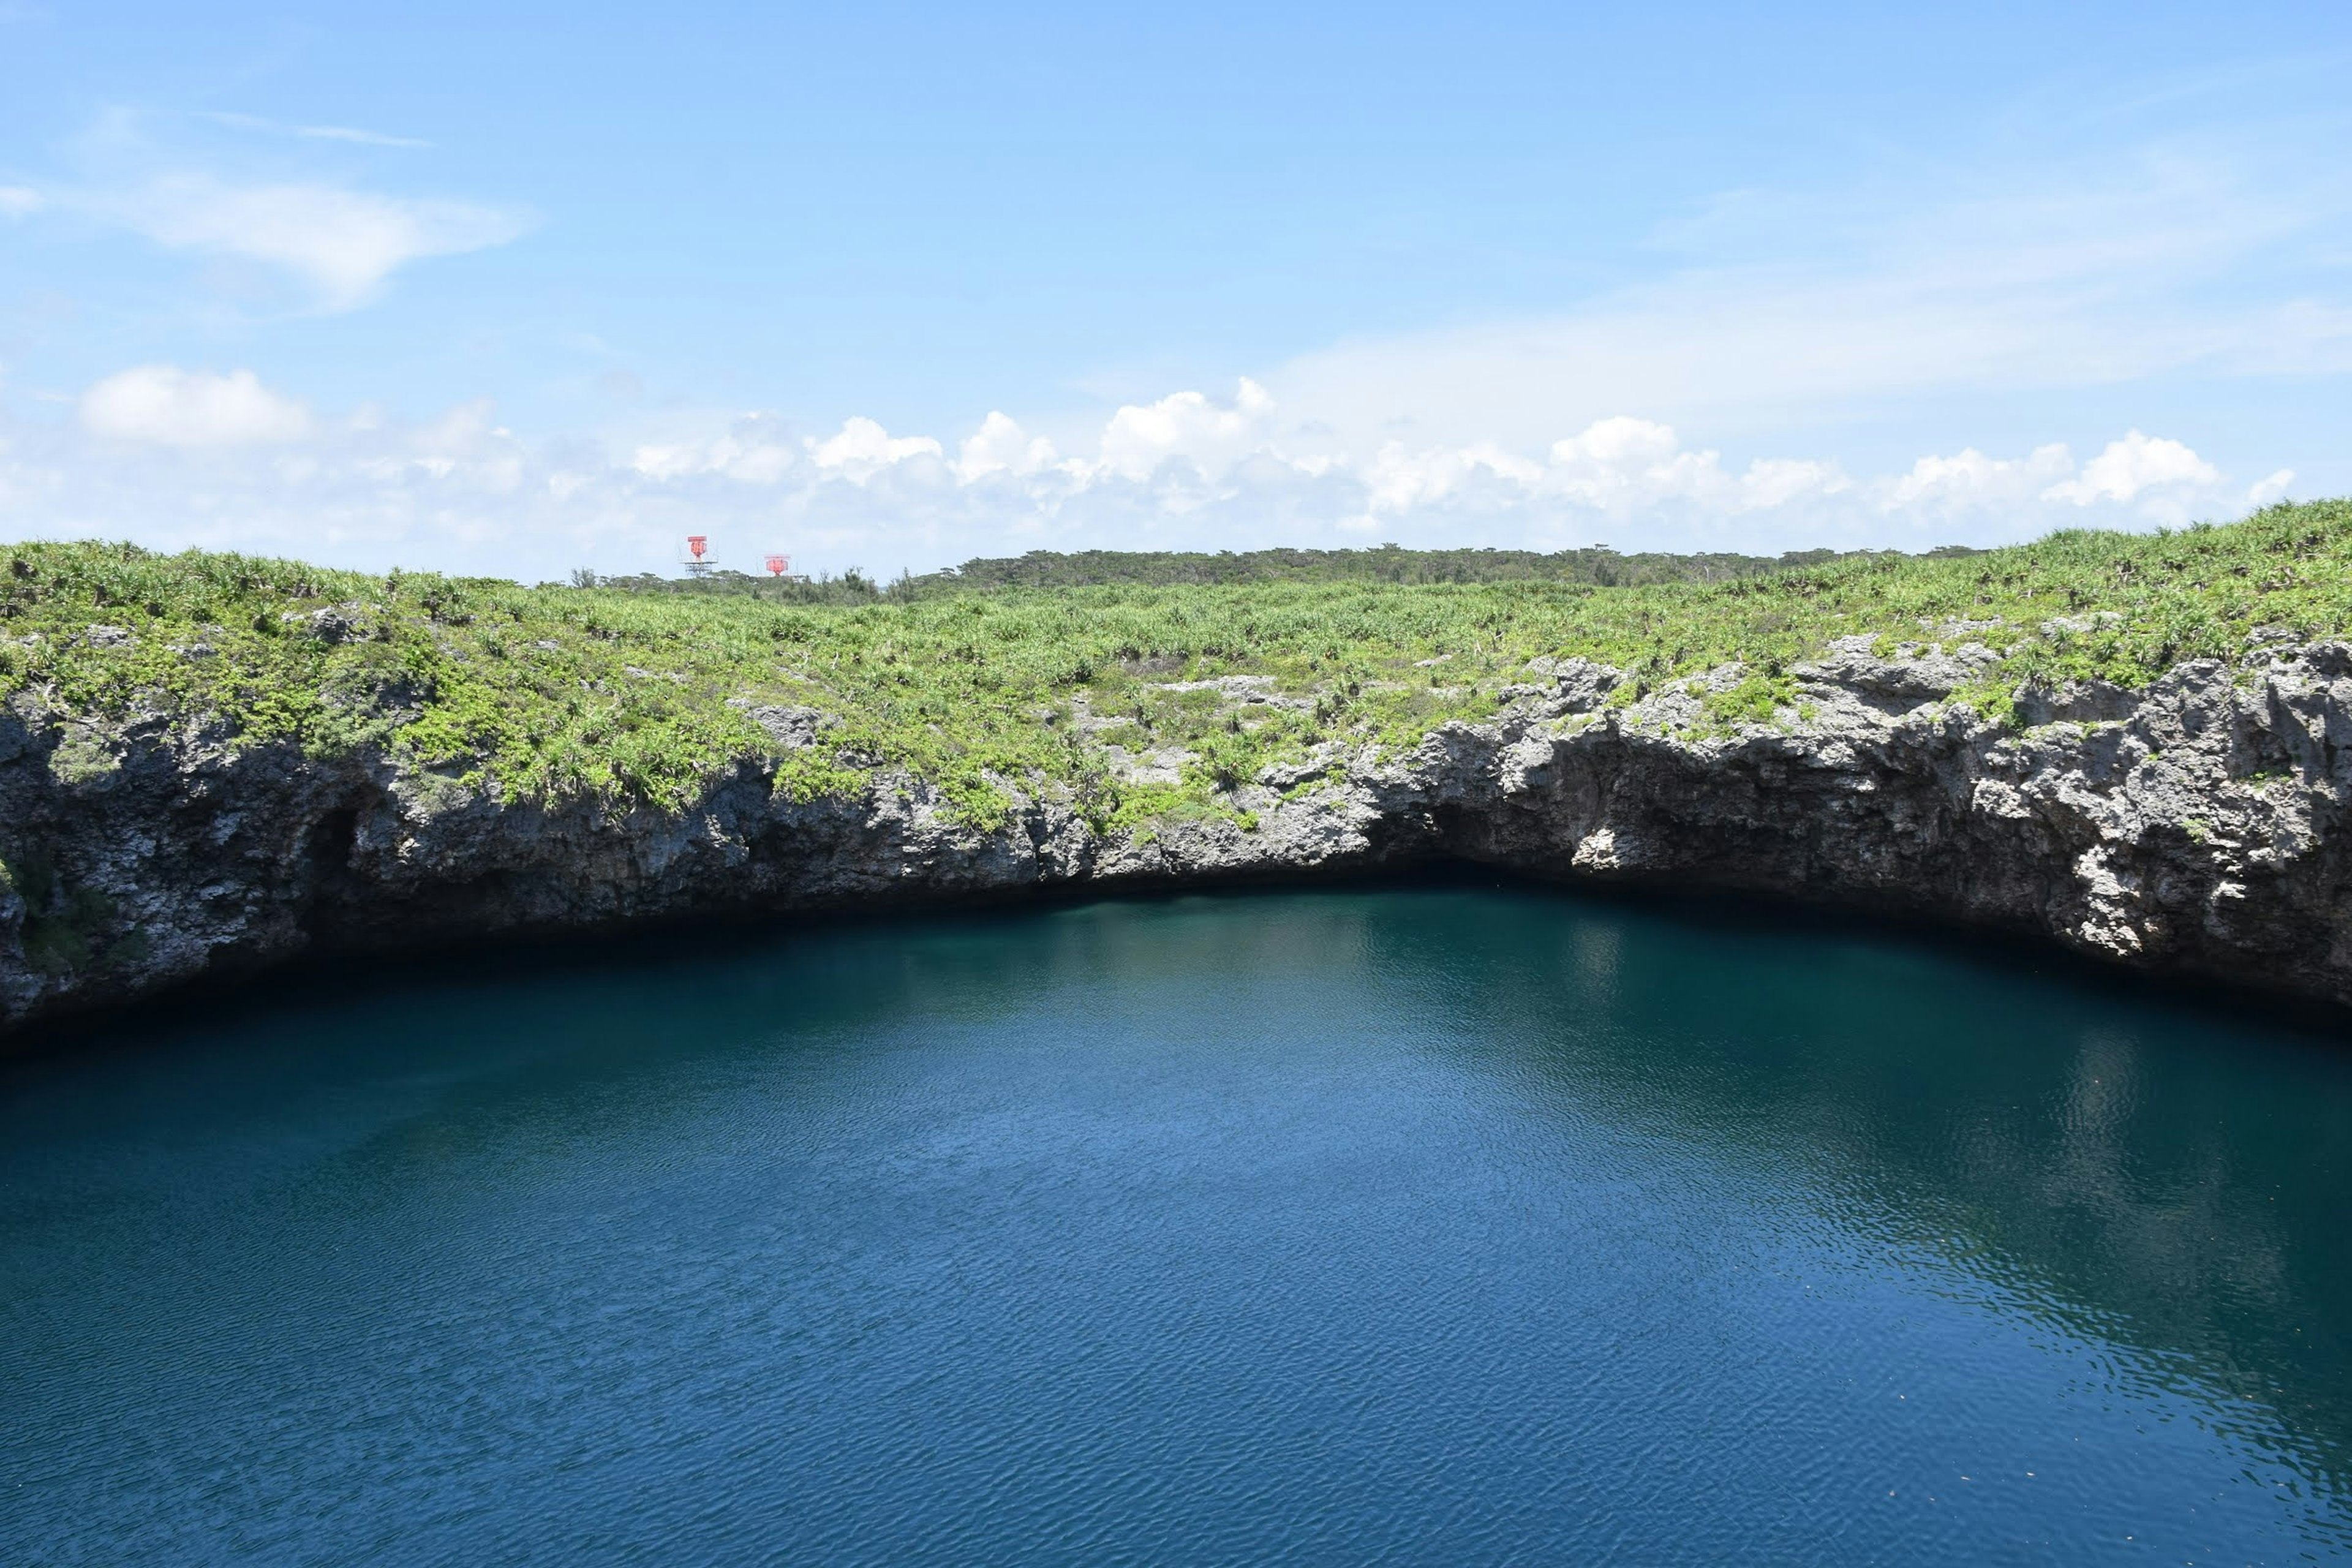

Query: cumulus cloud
left=809, top=417, right=943, bottom=479
left=1363, top=440, right=1544, bottom=515
left=1884, top=445, right=2075, bottom=510
left=1095, top=379, right=1277, bottom=482
left=79, top=366, right=312, bottom=447
left=2041, top=430, right=2220, bottom=505
left=1354, top=418, right=1847, bottom=521
left=352, top=399, right=522, bottom=491
left=1544, top=417, right=1720, bottom=509
left=8, top=365, right=2280, bottom=581
left=1549, top=415, right=1679, bottom=469
left=630, top=415, right=797, bottom=484
left=2247, top=469, right=2296, bottom=506
left=1740, top=457, right=1849, bottom=510
left=956, top=412, right=1060, bottom=481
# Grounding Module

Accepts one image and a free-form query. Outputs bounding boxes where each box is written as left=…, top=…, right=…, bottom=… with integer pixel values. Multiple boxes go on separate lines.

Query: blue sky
left=1, top=1, right=2347, bottom=579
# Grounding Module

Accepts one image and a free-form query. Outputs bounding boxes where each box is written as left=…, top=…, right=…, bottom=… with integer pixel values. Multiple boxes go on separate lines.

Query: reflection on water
left=4, top=885, right=2351, bottom=1564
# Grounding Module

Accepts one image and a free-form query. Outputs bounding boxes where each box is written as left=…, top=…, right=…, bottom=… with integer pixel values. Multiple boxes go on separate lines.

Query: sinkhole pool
left=5, top=885, right=2352, bottom=1564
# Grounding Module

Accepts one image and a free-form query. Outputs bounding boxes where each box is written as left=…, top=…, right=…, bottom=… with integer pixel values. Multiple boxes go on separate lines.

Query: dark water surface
left=7, top=887, right=2352, bottom=1565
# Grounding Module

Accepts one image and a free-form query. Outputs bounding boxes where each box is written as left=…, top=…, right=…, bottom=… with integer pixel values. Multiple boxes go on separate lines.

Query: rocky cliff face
left=8, top=636, right=2352, bottom=1036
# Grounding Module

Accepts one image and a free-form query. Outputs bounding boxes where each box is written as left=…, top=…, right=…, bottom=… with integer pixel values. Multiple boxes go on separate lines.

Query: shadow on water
left=16, top=858, right=2351, bottom=1068
left=6, top=875, right=2352, bottom=1562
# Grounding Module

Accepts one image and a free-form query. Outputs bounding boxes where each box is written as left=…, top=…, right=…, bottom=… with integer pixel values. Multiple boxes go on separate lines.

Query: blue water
left=6, top=886, right=2352, bottom=1564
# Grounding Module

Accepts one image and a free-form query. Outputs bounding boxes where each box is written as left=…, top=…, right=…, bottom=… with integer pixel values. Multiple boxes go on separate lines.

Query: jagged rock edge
left=7, top=637, right=2352, bottom=1034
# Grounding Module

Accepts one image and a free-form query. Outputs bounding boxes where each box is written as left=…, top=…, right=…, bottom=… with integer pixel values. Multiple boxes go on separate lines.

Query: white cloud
left=385, top=399, right=522, bottom=489
left=1095, top=379, right=1276, bottom=481
left=1548, top=415, right=1680, bottom=468
left=1885, top=444, right=2075, bottom=509
left=2, top=373, right=2293, bottom=581
left=1364, top=423, right=1840, bottom=522
left=78, top=175, right=529, bottom=311
left=1740, top=457, right=1849, bottom=510
left=4, top=107, right=518, bottom=309
left=628, top=443, right=706, bottom=482
left=2042, top=431, right=2219, bottom=505
left=630, top=415, right=797, bottom=484
left=1363, top=440, right=1544, bottom=514
left=956, top=412, right=1060, bottom=481
left=1542, top=417, right=1723, bottom=509
left=2248, top=468, right=2296, bottom=505
left=78, top=366, right=312, bottom=447
left=809, top=417, right=943, bottom=480
left=1267, top=145, right=2352, bottom=454
left=0, top=88, right=2338, bottom=581
left=199, top=111, right=432, bottom=150
left=298, top=126, right=431, bottom=149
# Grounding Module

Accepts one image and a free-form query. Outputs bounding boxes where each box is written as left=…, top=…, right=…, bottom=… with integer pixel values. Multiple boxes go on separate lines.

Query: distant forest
left=582, top=542, right=1987, bottom=603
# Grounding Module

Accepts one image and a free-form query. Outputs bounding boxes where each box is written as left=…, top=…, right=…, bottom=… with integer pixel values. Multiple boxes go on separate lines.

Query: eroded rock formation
left=9, top=637, right=2352, bottom=1035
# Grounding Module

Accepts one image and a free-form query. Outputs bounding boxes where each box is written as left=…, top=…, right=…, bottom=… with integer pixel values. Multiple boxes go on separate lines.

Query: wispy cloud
left=94, top=175, right=529, bottom=310
left=14, top=173, right=530, bottom=312
left=2, top=108, right=526, bottom=311
left=1271, top=135, right=2352, bottom=450
left=198, top=111, right=433, bottom=151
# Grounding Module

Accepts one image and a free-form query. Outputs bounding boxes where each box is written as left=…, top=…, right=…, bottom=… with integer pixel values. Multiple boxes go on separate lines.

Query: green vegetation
left=0, top=848, right=135, bottom=974
left=572, top=540, right=1933, bottom=601
left=1, top=500, right=2348, bottom=831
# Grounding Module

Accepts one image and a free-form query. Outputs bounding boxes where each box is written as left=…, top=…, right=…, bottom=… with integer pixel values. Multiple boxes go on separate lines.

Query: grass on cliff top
left=1, top=499, right=2347, bottom=826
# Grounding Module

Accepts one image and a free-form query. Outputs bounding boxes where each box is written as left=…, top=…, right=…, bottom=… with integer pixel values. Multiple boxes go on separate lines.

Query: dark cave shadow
left=7, top=858, right=2348, bottom=1068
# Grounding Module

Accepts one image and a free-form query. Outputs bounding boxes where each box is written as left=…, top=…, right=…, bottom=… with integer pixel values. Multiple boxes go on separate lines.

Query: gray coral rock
left=10, top=642, right=2352, bottom=1035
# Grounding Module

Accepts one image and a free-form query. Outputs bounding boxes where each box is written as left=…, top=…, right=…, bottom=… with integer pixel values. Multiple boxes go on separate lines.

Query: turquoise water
left=6, top=886, right=2352, bottom=1564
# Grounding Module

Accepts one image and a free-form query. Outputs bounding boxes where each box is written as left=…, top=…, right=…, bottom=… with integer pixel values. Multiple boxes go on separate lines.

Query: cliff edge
left=8, top=632, right=2349, bottom=1035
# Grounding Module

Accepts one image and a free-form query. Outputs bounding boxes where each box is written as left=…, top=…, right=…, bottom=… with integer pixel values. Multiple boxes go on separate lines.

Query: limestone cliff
left=7, top=635, right=2351, bottom=1035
